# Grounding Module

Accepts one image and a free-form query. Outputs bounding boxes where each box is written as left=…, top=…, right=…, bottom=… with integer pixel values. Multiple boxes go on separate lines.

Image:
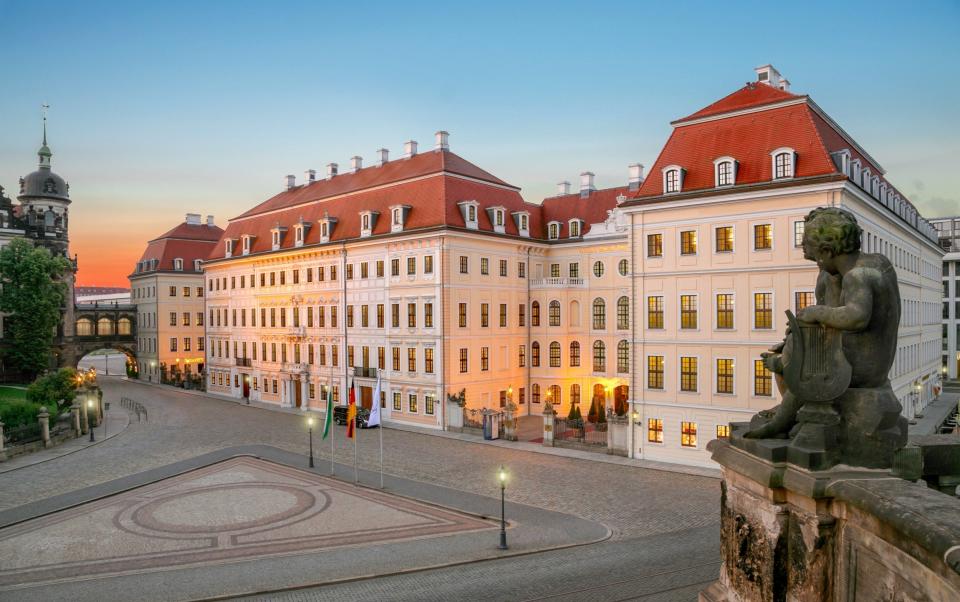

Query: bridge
left=55, top=301, right=137, bottom=368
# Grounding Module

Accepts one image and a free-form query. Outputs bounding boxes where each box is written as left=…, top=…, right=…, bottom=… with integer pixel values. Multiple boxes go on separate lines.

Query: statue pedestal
left=700, top=441, right=960, bottom=602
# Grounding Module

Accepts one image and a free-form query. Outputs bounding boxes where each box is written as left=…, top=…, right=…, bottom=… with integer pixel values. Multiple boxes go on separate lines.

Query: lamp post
left=497, top=465, right=508, bottom=550
left=307, top=414, right=315, bottom=468
left=245, top=376, right=251, bottom=405
left=87, top=399, right=95, bottom=442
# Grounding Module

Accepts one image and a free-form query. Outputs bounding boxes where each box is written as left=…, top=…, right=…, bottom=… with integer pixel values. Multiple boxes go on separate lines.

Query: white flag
left=368, top=371, right=382, bottom=427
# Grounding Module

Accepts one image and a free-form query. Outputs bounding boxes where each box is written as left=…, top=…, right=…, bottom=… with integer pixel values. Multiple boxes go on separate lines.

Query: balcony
left=282, top=363, right=307, bottom=373
left=530, top=277, right=586, bottom=289
left=235, top=357, right=252, bottom=367
left=354, top=366, right=379, bottom=378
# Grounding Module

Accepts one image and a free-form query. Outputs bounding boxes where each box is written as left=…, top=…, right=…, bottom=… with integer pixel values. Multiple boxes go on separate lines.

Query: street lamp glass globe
left=498, top=466, right=507, bottom=485
left=307, top=416, right=314, bottom=427
left=87, top=399, right=93, bottom=409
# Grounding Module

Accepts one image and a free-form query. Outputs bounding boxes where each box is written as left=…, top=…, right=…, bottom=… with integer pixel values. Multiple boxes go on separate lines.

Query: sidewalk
left=120, top=377, right=721, bottom=479
left=0, top=410, right=130, bottom=475
left=909, top=391, right=959, bottom=436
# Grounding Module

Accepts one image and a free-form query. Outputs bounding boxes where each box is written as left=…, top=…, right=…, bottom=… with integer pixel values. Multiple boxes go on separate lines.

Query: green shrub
left=587, top=399, right=599, bottom=423
left=26, top=368, right=79, bottom=414
left=0, top=399, right=46, bottom=428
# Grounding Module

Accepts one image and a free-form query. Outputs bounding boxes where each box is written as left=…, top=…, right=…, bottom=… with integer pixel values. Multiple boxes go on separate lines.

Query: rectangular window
left=518, top=262, right=526, bottom=278
left=378, top=346, right=385, bottom=370
left=480, top=257, right=489, bottom=275
left=169, top=337, right=177, bottom=352
left=549, top=343, right=561, bottom=367
left=392, top=347, right=400, bottom=371
left=499, top=259, right=507, bottom=277
left=424, top=302, right=433, bottom=328
left=550, top=263, right=560, bottom=278
left=169, top=286, right=177, bottom=296
left=647, top=233, right=663, bottom=257
left=647, top=296, right=664, bottom=329
left=481, top=303, right=489, bottom=328
left=754, top=224, right=772, bottom=250
left=377, top=304, right=384, bottom=328
left=518, top=344, right=526, bottom=367
left=754, top=293, right=773, bottom=329
left=376, top=260, right=384, bottom=278
left=499, top=304, right=507, bottom=327
left=360, top=262, right=368, bottom=279
left=408, top=394, right=418, bottom=413
left=647, top=355, right=664, bottom=389
left=425, top=348, right=434, bottom=373
left=715, top=226, right=733, bottom=252
left=754, top=359, right=772, bottom=396
left=391, top=258, right=400, bottom=277
left=680, top=230, right=697, bottom=255
left=795, top=291, right=815, bottom=312
left=518, top=304, right=525, bottom=327
left=407, top=347, right=416, bottom=372
left=459, top=348, right=468, bottom=373
left=716, top=424, right=731, bottom=440
left=424, top=255, right=434, bottom=274
left=393, top=392, right=402, bottom=411
left=407, top=256, right=416, bottom=275
left=407, top=303, right=416, bottom=328
left=647, top=418, right=663, bottom=443
left=459, top=303, right=467, bottom=328
left=716, top=294, right=734, bottom=329
left=681, top=422, right=698, bottom=447
left=481, top=347, right=489, bottom=371
left=794, top=221, right=805, bottom=247
left=680, top=295, right=697, bottom=329
left=680, top=356, right=698, bottom=392
left=425, top=394, right=435, bottom=416
left=346, top=264, right=354, bottom=280
left=391, top=303, right=399, bottom=328
left=459, top=256, right=468, bottom=274
left=182, top=312, right=190, bottom=326
left=569, top=263, right=579, bottom=279
left=347, top=305, right=354, bottom=328
left=716, top=358, right=734, bottom=394
left=170, top=312, right=177, bottom=326
left=361, top=305, right=369, bottom=328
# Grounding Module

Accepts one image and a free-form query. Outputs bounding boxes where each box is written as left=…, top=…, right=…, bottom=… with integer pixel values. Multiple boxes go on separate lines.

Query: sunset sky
left=1, top=0, right=958, bottom=288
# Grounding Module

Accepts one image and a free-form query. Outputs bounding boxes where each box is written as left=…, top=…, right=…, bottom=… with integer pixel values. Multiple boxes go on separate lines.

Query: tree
left=0, top=238, right=71, bottom=379
left=26, top=367, right=80, bottom=415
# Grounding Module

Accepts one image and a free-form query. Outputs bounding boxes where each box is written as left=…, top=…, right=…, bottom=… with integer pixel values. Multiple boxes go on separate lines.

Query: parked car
left=332, top=405, right=376, bottom=428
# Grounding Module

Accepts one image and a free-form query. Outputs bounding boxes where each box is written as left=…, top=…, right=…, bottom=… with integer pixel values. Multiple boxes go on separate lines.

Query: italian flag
left=322, top=385, right=333, bottom=440
left=346, top=379, right=357, bottom=439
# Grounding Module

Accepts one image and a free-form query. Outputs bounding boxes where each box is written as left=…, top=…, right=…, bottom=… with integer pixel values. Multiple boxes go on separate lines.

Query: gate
left=553, top=417, right=607, bottom=449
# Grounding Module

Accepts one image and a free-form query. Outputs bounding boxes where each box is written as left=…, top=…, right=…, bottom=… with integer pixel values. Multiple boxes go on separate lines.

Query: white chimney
left=754, top=64, right=789, bottom=91
left=580, top=172, right=596, bottom=198
left=377, top=148, right=389, bottom=166
left=404, top=140, right=418, bottom=158
left=557, top=181, right=571, bottom=196
left=628, top=163, right=645, bottom=191
left=350, top=156, right=363, bottom=172
left=327, top=162, right=338, bottom=178
left=285, top=174, right=296, bottom=190
left=206, top=215, right=215, bottom=227
left=434, top=131, right=449, bottom=151
left=305, top=169, right=316, bottom=184
left=185, top=213, right=201, bottom=225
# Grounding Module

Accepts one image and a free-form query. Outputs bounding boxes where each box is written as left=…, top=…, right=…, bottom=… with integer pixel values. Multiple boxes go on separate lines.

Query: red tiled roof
left=674, top=82, right=801, bottom=124
left=633, top=101, right=839, bottom=198
left=236, top=150, right=516, bottom=220
left=541, top=186, right=630, bottom=237
left=134, top=221, right=224, bottom=274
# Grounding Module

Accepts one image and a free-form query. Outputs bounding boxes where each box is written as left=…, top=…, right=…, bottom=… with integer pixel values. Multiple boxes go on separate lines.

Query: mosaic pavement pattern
left=0, top=457, right=494, bottom=588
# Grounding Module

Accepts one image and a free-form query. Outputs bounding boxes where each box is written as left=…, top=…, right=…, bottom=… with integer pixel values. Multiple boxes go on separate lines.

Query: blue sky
left=0, top=0, right=958, bottom=285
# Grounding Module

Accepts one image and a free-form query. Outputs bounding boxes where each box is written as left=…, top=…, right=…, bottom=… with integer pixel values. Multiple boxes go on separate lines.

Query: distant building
left=929, top=216, right=960, bottom=378
left=129, top=214, right=222, bottom=383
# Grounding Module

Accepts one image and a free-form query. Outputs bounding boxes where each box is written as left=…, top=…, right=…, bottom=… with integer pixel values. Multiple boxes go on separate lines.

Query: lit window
left=617, top=297, right=629, bottom=329
left=754, top=224, right=772, bottom=250
left=592, top=340, right=606, bottom=372
left=617, top=340, right=629, bottom=373
left=754, top=293, right=773, bottom=329
left=680, top=230, right=697, bottom=255
left=795, top=291, right=815, bottom=312
left=648, top=418, right=663, bottom=443
left=680, top=357, right=697, bottom=392
left=681, top=421, right=698, bottom=447
left=647, top=296, right=664, bottom=329
left=569, top=342, right=580, bottom=367
left=549, top=301, right=561, bottom=326
left=647, top=356, right=664, bottom=389
left=754, top=359, right=772, bottom=396
left=592, top=298, right=605, bottom=329
left=715, top=226, right=733, bottom=253
left=647, top=234, right=663, bottom=257
left=549, top=342, right=561, bottom=367
left=716, top=424, right=731, bottom=440
left=716, top=294, right=734, bottom=329
left=716, top=358, right=734, bottom=394
left=680, top=295, right=697, bottom=329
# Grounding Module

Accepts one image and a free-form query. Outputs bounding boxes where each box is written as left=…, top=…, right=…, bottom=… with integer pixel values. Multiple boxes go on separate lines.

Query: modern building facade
left=130, top=214, right=222, bottom=383
left=930, top=216, right=960, bottom=378
left=620, top=65, right=944, bottom=466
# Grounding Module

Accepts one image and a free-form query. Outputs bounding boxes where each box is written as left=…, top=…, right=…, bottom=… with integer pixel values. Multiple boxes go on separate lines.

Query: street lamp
left=497, top=465, right=508, bottom=550
left=87, top=399, right=95, bottom=442
left=245, top=376, right=251, bottom=405
left=307, top=414, right=315, bottom=468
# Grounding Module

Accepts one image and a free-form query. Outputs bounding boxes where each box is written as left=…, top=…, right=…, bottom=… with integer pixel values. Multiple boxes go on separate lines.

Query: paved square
left=0, top=457, right=494, bottom=588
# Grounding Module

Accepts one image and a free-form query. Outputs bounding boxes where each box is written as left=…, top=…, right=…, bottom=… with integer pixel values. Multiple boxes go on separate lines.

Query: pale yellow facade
left=130, top=272, right=207, bottom=381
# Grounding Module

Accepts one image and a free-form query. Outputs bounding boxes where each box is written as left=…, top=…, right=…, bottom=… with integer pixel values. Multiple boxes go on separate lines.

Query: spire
left=38, top=103, right=52, bottom=169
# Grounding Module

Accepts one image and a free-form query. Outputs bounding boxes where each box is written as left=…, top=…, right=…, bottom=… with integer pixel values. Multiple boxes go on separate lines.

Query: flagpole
left=330, top=387, right=335, bottom=477
left=353, top=379, right=359, bottom=484
left=378, top=370, right=384, bottom=489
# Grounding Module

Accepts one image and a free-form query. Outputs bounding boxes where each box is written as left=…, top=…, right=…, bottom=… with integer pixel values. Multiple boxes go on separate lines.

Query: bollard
left=0, top=419, right=6, bottom=460
left=80, top=398, right=89, bottom=434
left=71, top=400, right=81, bottom=437
left=542, top=402, right=555, bottom=447
left=38, top=406, right=50, bottom=448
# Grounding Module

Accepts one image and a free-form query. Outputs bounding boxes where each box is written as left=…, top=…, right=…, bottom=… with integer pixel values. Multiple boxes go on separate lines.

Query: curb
left=0, top=411, right=131, bottom=475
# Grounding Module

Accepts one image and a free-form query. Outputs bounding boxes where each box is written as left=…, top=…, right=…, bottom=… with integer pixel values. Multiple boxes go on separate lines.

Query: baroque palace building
left=201, top=66, right=943, bottom=467
left=130, top=214, right=222, bottom=383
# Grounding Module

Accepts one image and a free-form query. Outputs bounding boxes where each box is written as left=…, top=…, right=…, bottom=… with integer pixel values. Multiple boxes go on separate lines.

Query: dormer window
left=484, top=206, right=507, bottom=234
left=662, top=165, right=684, bottom=193
left=270, top=224, right=288, bottom=251
left=317, top=216, right=338, bottom=243
left=713, top=157, right=737, bottom=187
left=241, top=234, right=254, bottom=255
left=293, top=220, right=311, bottom=247
left=512, top=211, right=530, bottom=238
left=359, top=211, right=379, bottom=238
left=225, top=239, right=235, bottom=258
left=389, top=205, right=412, bottom=233
left=861, top=168, right=872, bottom=192
left=173, top=258, right=183, bottom=271
left=569, top=219, right=582, bottom=238
left=548, top=221, right=560, bottom=240
left=771, top=148, right=796, bottom=179
left=458, top=201, right=480, bottom=230
left=194, top=259, right=202, bottom=272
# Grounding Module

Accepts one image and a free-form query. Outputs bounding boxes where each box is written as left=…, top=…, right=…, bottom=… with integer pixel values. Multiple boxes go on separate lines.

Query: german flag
left=346, top=379, right=357, bottom=439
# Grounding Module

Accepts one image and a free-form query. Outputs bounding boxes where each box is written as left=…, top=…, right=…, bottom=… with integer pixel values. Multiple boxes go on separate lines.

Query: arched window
left=771, top=148, right=795, bottom=179
left=531, top=341, right=541, bottom=367
left=593, top=261, right=604, bottom=277
left=593, top=340, right=606, bottom=372
left=714, top=157, right=736, bottom=187
left=617, top=296, right=629, bottom=329
left=570, top=384, right=581, bottom=407
left=548, top=223, right=560, bottom=239
left=76, top=318, right=93, bottom=336
left=592, top=298, right=606, bottom=329
left=570, top=341, right=581, bottom=367
left=531, top=301, right=541, bottom=326
left=569, top=300, right=580, bottom=327
left=97, top=317, right=114, bottom=336
left=549, top=300, right=561, bottom=326
left=117, top=317, right=132, bottom=335
left=547, top=384, right=561, bottom=406
left=549, top=341, right=561, bottom=367
left=663, top=166, right=683, bottom=193
left=617, top=340, right=630, bottom=373
left=618, top=258, right=629, bottom=276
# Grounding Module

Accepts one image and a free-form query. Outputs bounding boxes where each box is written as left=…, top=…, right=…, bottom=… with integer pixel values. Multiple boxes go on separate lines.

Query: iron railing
left=554, top=417, right=607, bottom=447
left=3, top=422, right=42, bottom=445
left=120, top=397, right=148, bottom=422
